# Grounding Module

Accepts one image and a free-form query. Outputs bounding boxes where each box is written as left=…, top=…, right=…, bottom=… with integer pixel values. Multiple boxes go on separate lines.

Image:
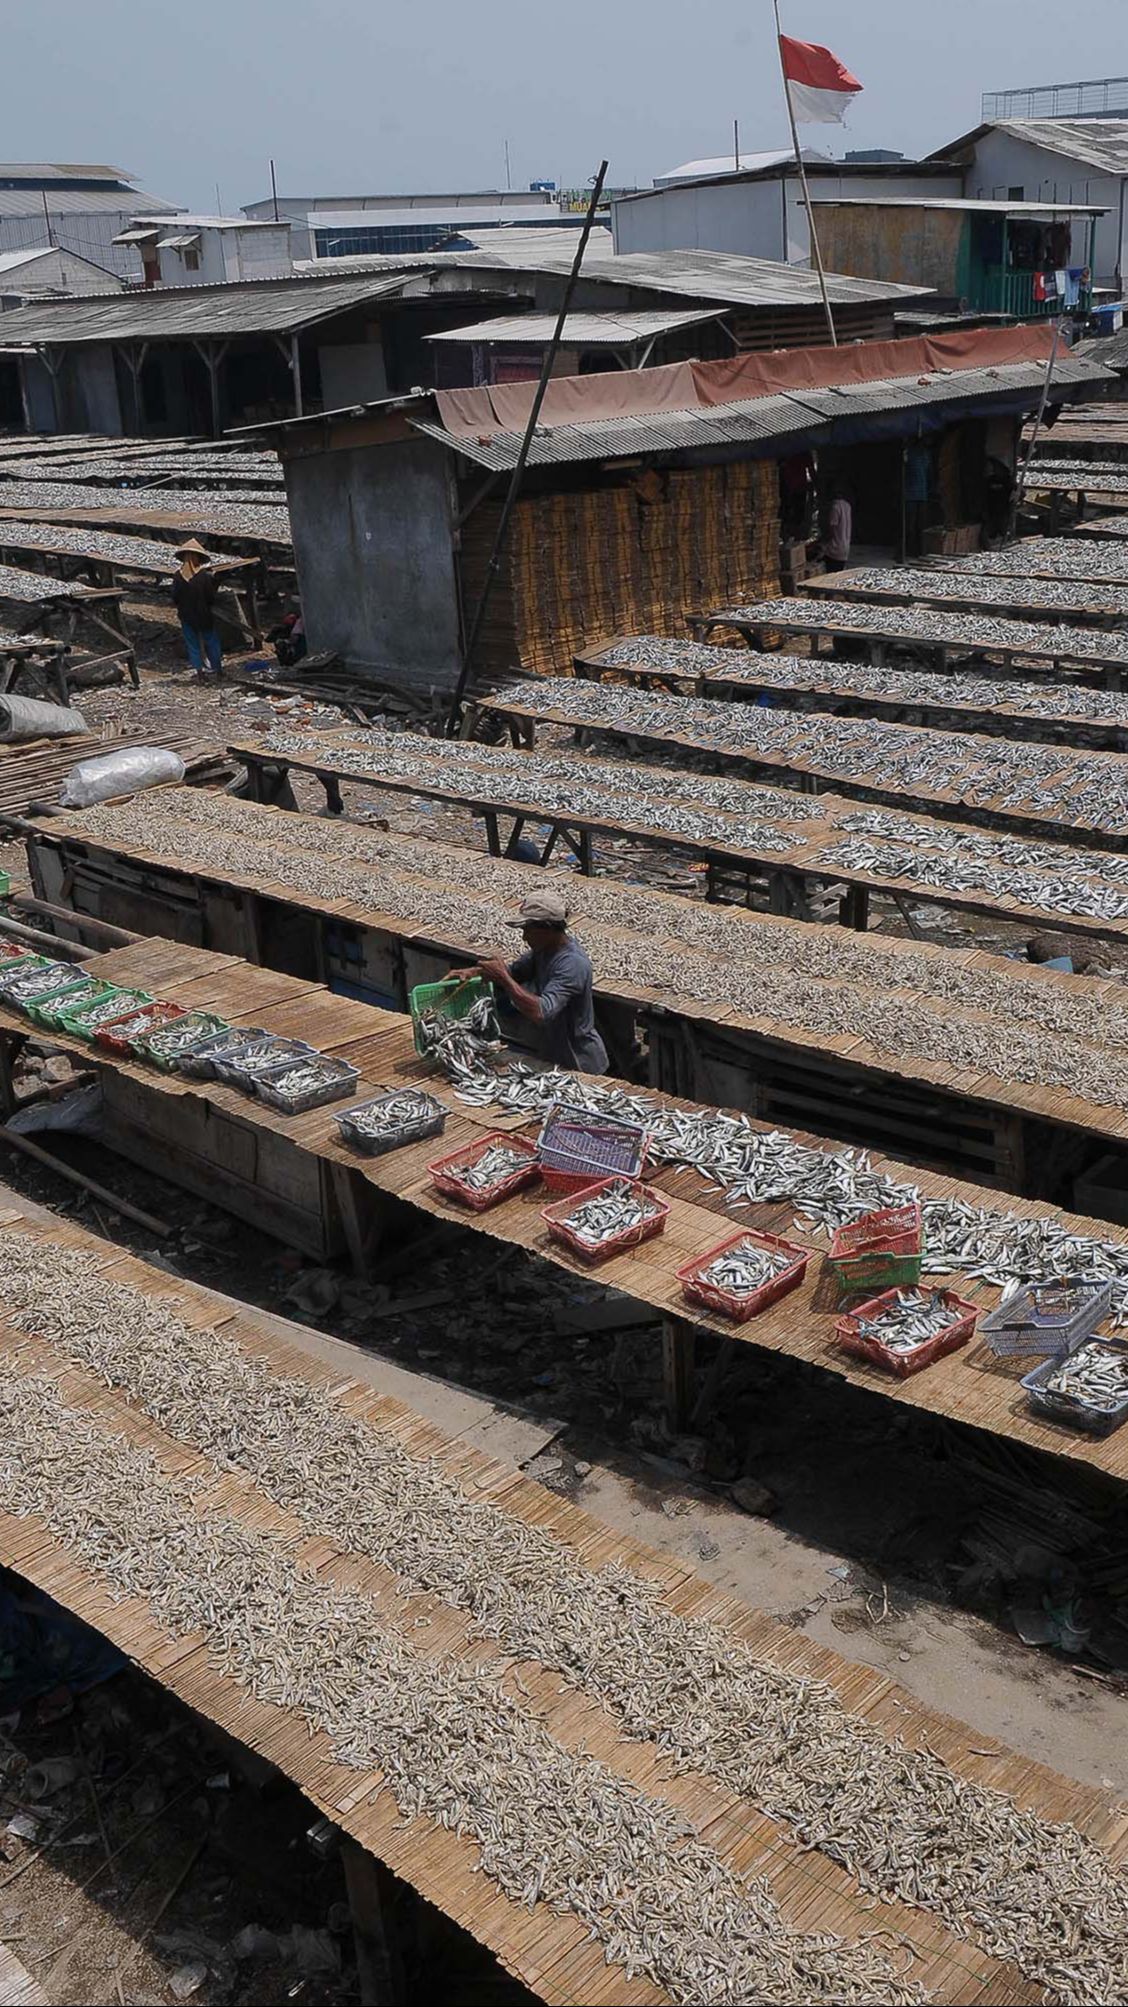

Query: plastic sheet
left=60, top=745, right=185, bottom=807
left=0, top=694, right=87, bottom=742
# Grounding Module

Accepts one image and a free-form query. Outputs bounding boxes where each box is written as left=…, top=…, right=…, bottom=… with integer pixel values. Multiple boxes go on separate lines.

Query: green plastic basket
left=55, top=986, right=154, bottom=1041
left=409, top=976, right=492, bottom=1059
left=831, top=1251, right=923, bottom=1297
left=29, top=976, right=116, bottom=1031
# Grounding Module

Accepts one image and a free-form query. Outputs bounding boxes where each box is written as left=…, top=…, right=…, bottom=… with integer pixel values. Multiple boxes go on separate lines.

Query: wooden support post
left=661, top=1317, right=695, bottom=1433
left=0, top=1031, right=18, bottom=1120
left=482, top=810, right=501, bottom=856
left=842, top=883, right=870, bottom=931
left=318, top=769, right=344, bottom=815
left=329, top=1162, right=379, bottom=1275
left=577, top=828, right=593, bottom=875
left=341, top=1839, right=403, bottom=2006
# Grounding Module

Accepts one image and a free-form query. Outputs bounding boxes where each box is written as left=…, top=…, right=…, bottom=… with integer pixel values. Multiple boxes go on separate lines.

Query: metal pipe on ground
left=10, top=896, right=141, bottom=950
left=0, top=914, right=93, bottom=961
left=0, top=1127, right=172, bottom=1238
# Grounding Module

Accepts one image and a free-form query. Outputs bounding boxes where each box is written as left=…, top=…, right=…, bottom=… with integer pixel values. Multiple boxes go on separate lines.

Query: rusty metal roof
left=411, top=355, right=1116, bottom=471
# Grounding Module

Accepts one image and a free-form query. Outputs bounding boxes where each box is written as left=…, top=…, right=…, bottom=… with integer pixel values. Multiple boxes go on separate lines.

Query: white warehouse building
left=613, top=157, right=963, bottom=266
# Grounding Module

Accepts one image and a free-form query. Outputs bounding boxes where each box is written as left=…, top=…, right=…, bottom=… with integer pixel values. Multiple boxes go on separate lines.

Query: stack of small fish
left=853, top=1288, right=959, bottom=1355
left=254, top=1057, right=358, bottom=1112
left=704, top=595, right=1128, bottom=667
left=4, top=1222, right=1128, bottom=2001
left=696, top=1237, right=791, bottom=1295
left=554, top=1179, right=661, bottom=1250
left=430, top=1031, right=1128, bottom=1326
left=341, top=1087, right=444, bottom=1148
left=1041, top=1340, right=1128, bottom=1417
left=949, top=538, right=1128, bottom=583
left=416, top=992, right=499, bottom=1070
left=261, top=725, right=806, bottom=858
left=73, top=792, right=1128, bottom=1058
left=826, top=565, right=1128, bottom=619
left=822, top=832, right=1128, bottom=923
left=483, top=677, right=1128, bottom=834
left=593, top=635, right=1128, bottom=726
left=447, top=1140, right=533, bottom=1196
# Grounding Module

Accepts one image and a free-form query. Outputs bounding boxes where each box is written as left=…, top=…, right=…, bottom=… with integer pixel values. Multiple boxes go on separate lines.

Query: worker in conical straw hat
left=171, top=538, right=224, bottom=682
left=456, top=887, right=609, bottom=1074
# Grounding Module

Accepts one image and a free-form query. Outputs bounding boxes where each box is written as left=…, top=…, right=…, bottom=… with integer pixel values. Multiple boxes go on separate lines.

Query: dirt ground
left=0, top=604, right=1126, bottom=2001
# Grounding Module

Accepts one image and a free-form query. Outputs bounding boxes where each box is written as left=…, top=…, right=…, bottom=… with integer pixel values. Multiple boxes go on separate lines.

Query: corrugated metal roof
left=0, top=164, right=129, bottom=183
left=0, top=187, right=173, bottom=219
left=0, top=272, right=411, bottom=345
left=412, top=355, right=1115, bottom=471
left=937, top=118, right=1128, bottom=176
left=652, top=148, right=824, bottom=184
left=811, top=194, right=1109, bottom=214
left=423, top=308, right=726, bottom=346
left=298, top=242, right=925, bottom=306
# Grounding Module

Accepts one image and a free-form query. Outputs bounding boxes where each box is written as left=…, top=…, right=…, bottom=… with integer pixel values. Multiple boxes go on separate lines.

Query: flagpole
left=772, top=0, right=837, bottom=348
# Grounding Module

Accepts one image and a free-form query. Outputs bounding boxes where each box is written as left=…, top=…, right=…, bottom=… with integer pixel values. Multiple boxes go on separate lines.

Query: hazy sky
left=11, top=0, right=1128, bottom=211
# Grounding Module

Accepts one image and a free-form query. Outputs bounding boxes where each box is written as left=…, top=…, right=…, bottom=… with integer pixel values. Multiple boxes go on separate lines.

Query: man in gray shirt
left=462, top=887, right=609, bottom=1074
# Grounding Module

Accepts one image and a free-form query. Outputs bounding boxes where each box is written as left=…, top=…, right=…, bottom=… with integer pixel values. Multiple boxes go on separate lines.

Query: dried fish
left=448, top=1141, right=531, bottom=1193
left=1041, top=1340, right=1128, bottom=1416
left=590, top=633, right=1128, bottom=727
left=553, top=1179, right=661, bottom=1248
left=695, top=1238, right=791, bottom=1295
left=818, top=564, right=1128, bottom=619
left=66, top=793, right=1128, bottom=1118
left=1, top=1224, right=1126, bottom=2000
left=481, top=678, right=1128, bottom=836
left=704, top=594, right=1128, bottom=669
left=853, top=1288, right=960, bottom=1355
left=0, top=1368, right=915, bottom=2007
left=339, top=1087, right=443, bottom=1144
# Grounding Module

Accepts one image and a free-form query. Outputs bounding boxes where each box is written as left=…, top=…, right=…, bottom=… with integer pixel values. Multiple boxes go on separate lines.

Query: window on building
left=313, top=222, right=478, bottom=257
left=1008, top=185, right=1025, bottom=201
left=183, top=246, right=200, bottom=271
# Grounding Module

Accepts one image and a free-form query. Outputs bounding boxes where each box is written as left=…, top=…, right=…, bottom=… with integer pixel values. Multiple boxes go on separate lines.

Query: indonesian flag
left=780, top=35, right=863, bottom=123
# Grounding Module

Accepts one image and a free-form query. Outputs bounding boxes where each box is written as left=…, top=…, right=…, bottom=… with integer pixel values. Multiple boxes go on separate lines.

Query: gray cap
left=505, top=888, right=568, bottom=928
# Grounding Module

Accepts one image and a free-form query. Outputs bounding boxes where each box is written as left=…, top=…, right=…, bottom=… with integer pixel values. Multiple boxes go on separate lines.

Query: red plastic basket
left=95, top=1001, right=190, bottom=1055
left=541, top=1176, right=670, bottom=1265
left=827, top=1202, right=923, bottom=1293
left=427, top=1130, right=540, bottom=1212
left=677, top=1228, right=809, bottom=1324
left=834, top=1285, right=978, bottom=1380
left=536, top=1104, right=648, bottom=1196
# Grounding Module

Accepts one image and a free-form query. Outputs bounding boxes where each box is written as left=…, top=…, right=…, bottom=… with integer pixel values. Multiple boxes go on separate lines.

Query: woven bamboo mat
left=8, top=937, right=1128, bottom=1486
left=1, top=1201, right=1123, bottom=2003
left=35, top=809, right=1128, bottom=1148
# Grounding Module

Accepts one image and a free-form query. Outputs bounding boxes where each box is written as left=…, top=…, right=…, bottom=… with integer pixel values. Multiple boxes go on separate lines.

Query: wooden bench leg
left=661, top=1317, right=695, bottom=1434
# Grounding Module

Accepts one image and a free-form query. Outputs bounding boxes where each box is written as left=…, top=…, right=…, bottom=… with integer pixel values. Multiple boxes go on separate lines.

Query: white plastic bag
left=0, top=694, right=87, bottom=742
left=60, top=745, right=186, bottom=808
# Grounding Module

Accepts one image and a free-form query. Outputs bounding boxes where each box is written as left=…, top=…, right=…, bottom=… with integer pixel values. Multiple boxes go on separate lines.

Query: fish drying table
left=470, top=689, right=1128, bottom=853
left=0, top=524, right=263, bottom=645
left=572, top=638, right=1128, bottom=751
left=0, top=563, right=136, bottom=682
left=27, top=808, right=1128, bottom=1198
left=227, top=731, right=1128, bottom=950
left=0, top=501, right=292, bottom=566
left=688, top=599, right=1128, bottom=686
left=0, top=1203, right=1116, bottom=2007
left=800, top=567, right=1128, bottom=631
left=0, top=628, right=67, bottom=704
left=6, top=935, right=1128, bottom=1486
